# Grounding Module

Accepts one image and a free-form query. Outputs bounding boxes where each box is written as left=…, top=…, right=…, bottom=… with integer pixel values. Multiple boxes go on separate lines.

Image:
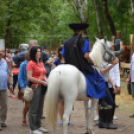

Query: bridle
left=101, top=42, right=116, bottom=63
left=75, top=35, right=116, bottom=85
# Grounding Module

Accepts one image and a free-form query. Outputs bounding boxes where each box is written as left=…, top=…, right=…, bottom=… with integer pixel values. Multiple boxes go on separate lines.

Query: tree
left=101, top=0, right=116, bottom=36
left=131, top=0, right=134, bottom=26
left=94, top=0, right=103, bottom=38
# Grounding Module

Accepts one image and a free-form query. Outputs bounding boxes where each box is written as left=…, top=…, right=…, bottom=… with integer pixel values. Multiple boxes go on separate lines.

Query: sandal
left=10, top=94, right=16, bottom=98
left=22, top=120, right=27, bottom=126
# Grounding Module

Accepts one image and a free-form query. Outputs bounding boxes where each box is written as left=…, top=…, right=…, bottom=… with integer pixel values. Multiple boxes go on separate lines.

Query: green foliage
left=0, top=0, right=133, bottom=49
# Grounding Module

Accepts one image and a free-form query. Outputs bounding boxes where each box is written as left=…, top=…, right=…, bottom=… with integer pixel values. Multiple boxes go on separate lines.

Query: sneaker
left=113, top=116, right=118, bottom=120
left=22, top=120, right=27, bottom=126
left=1, top=123, right=7, bottom=127
left=59, top=121, right=63, bottom=126
left=30, top=129, right=43, bottom=134
left=68, top=121, right=74, bottom=126
left=38, top=127, right=48, bottom=133
left=94, top=115, right=99, bottom=121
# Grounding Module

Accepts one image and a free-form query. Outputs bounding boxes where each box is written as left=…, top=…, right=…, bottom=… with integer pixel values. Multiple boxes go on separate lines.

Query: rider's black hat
left=69, top=23, right=89, bottom=30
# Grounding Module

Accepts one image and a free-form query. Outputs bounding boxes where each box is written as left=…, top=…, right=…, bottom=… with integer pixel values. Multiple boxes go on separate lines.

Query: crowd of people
left=0, top=23, right=133, bottom=134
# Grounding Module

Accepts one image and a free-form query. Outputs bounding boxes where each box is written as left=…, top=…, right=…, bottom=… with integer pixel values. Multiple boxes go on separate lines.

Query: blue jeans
left=13, top=75, right=18, bottom=91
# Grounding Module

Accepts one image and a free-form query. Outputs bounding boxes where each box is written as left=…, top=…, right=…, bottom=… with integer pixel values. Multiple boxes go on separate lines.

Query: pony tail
left=45, top=70, right=60, bottom=127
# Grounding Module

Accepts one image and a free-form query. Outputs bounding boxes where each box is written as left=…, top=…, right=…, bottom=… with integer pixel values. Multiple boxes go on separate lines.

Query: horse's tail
left=45, top=71, right=60, bottom=127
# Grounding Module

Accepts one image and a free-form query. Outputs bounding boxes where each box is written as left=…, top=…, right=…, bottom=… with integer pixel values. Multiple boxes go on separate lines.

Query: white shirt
left=108, top=63, right=120, bottom=88
left=130, top=53, right=134, bottom=82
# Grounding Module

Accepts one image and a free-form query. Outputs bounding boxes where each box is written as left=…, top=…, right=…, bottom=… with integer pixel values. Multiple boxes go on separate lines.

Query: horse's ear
left=104, top=36, right=107, bottom=43
left=95, top=37, right=100, bottom=42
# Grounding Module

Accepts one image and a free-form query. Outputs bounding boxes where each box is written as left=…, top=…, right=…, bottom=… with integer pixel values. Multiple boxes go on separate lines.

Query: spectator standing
left=108, top=63, right=120, bottom=120
left=18, top=51, right=30, bottom=126
left=27, top=46, right=48, bottom=134
left=126, top=53, right=134, bottom=117
left=0, top=51, right=13, bottom=131
left=99, top=60, right=118, bottom=129
left=9, top=50, right=14, bottom=57
left=44, top=51, right=54, bottom=78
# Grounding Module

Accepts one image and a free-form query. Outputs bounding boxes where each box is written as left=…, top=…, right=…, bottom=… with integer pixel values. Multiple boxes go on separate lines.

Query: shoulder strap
left=35, top=63, right=43, bottom=88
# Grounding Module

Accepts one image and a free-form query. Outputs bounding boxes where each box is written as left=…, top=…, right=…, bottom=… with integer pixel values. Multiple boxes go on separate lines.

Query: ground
left=1, top=77, right=134, bottom=134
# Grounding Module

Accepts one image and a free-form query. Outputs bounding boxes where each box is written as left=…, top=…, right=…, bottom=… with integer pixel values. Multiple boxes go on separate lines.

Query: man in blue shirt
left=62, top=23, right=106, bottom=100
left=0, top=51, right=13, bottom=130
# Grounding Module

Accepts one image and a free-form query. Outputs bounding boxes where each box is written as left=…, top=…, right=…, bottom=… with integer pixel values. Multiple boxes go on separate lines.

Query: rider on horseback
left=62, top=23, right=106, bottom=105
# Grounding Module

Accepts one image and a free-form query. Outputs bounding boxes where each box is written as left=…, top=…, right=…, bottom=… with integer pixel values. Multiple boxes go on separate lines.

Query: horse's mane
left=89, top=40, right=103, bottom=72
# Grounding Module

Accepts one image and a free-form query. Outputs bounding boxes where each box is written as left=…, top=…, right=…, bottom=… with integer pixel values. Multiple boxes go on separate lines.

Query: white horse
left=45, top=37, right=114, bottom=134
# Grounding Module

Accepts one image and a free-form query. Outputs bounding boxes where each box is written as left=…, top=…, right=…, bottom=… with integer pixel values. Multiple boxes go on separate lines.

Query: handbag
left=23, top=65, right=43, bottom=102
left=12, top=68, right=19, bottom=75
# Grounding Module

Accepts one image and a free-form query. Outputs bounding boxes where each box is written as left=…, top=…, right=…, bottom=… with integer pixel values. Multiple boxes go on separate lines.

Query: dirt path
left=1, top=78, right=134, bottom=134
left=1, top=94, right=134, bottom=134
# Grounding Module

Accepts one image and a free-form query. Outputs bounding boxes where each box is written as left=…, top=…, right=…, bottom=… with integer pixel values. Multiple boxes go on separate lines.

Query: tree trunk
left=101, top=0, right=116, bottom=36
left=131, top=0, right=134, bottom=27
left=74, top=0, right=86, bottom=23
left=94, top=0, right=103, bottom=38
left=73, top=0, right=89, bottom=38
left=5, top=1, right=13, bottom=48
left=5, top=19, right=12, bottom=48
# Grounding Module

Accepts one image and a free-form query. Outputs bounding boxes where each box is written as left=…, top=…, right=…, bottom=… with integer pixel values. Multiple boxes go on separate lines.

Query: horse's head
left=95, top=37, right=116, bottom=63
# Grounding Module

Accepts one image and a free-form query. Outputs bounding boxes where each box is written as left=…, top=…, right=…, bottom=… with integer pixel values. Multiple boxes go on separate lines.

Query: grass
left=116, top=75, right=134, bottom=113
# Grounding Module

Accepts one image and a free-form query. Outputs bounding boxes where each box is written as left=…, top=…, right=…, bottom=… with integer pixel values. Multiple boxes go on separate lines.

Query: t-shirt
left=101, top=61, right=109, bottom=82
left=0, top=58, right=10, bottom=90
left=27, top=60, right=46, bottom=86
left=53, top=59, right=63, bottom=66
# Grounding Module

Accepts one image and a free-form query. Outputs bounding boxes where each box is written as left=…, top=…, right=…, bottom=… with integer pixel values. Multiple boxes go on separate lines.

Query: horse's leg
left=84, top=101, right=90, bottom=134
left=88, top=98, right=98, bottom=134
left=63, top=101, right=74, bottom=134
left=52, top=125, right=56, bottom=134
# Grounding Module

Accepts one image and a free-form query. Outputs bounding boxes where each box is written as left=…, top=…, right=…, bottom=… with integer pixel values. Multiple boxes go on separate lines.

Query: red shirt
left=27, top=60, right=46, bottom=86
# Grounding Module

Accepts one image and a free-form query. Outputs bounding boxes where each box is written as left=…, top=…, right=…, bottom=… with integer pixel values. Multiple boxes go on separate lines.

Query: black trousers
left=109, top=88, right=116, bottom=117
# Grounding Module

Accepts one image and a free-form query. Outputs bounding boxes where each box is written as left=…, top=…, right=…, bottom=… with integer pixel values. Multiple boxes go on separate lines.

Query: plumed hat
left=69, top=23, right=89, bottom=30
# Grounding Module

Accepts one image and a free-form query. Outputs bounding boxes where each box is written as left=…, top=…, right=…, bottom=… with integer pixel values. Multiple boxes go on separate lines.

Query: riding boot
left=98, top=108, right=107, bottom=128
left=99, top=98, right=112, bottom=109
left=106, top=108, right=118, bottom=129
